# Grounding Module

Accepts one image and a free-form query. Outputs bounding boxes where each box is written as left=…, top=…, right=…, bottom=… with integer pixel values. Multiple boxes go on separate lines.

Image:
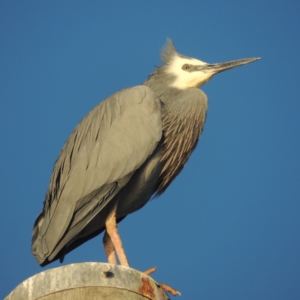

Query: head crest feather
left=161, top=38, right=177, bottom=64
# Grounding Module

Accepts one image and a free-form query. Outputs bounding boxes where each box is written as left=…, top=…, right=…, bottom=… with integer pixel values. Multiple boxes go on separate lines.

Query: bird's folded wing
left=36, top=85, right=162, bottom=257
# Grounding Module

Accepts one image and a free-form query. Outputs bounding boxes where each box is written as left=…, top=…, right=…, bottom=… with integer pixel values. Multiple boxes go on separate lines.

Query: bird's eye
left=182, top=64, right=190, bottom=71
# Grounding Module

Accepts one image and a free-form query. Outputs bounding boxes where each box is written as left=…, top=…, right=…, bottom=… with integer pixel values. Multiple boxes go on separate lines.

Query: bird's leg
left=144, top=266, right=157, bottom=275
left=103, top=231, right=117, bottom=264
left=104, top=206, right=180, bottom=296
left=105, top=203, right=130, bottom=267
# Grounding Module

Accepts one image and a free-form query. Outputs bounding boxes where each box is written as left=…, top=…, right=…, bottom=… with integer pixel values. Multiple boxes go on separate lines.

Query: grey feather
left=160, top=38, right=192, bottom=65
left=160, top=38, right=177, bottom=64
left=32, top=85, right=162, bottom=265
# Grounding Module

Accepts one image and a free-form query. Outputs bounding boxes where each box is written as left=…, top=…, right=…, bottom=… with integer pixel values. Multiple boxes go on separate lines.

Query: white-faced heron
left=32, top=39, right=260, bottom=269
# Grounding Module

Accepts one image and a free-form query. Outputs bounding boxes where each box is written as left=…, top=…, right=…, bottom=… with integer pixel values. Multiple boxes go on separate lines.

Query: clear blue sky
left=1, top=1, right=299, bottom=299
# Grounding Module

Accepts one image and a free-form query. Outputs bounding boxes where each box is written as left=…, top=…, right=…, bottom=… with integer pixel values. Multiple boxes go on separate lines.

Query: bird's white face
left=167, top=55, right=214, bottom=89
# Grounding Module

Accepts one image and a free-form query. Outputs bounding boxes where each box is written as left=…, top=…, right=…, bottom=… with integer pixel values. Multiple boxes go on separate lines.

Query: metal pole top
left=5, top=262, right=170, bottom=300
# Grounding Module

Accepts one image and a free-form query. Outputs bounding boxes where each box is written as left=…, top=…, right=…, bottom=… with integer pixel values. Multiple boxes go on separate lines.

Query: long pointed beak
left=199, top=57, right=261, bottom=74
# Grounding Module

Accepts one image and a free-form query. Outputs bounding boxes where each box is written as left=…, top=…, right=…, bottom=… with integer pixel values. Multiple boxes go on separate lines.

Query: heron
left=32, top=39, right=259, bottom=268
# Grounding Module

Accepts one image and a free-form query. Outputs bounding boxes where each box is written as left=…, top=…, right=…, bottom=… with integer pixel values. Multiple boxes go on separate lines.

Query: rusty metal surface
left=5, top=262, right=170, bottom=300
left=139, top=277, right=156, bottom=299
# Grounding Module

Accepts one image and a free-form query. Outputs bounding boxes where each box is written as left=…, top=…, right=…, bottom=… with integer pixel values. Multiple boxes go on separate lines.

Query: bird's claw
left=160, top=283, right=181, bottom=296
left=144, top=266, right=157, bottom=275
left=143, top=266, right=180, bottom=296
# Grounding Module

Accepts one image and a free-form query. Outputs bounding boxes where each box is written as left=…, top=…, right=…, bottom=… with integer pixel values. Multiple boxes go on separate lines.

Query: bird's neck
left=143, top=74, right=208, bottom=195
left=143, top=67, right=182, bottom=106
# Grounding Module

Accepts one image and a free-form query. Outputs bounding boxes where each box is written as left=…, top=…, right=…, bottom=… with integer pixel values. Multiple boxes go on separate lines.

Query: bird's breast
left=116, top=144, right=163, bottom=218
left=155, top=88, right=208, bottom=194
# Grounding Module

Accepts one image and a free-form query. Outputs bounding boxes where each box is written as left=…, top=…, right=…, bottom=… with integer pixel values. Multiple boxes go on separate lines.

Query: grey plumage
left=32, top=39, right=259, bottom=266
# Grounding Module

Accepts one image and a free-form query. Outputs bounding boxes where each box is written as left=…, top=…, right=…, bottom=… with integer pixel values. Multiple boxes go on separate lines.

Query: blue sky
left=1, top=1, right=299, bottom=299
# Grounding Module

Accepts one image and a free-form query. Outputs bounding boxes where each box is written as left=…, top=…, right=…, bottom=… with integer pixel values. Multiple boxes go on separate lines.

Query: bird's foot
left=143, top=267, right=181, bottom=296
left=160, top=283, right=181, bottom=296
left=143, top=266, right=157, bottom=275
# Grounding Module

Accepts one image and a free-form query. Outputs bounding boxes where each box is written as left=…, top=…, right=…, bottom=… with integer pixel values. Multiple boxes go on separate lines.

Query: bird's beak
left=199, top=57, right=261, bottom=74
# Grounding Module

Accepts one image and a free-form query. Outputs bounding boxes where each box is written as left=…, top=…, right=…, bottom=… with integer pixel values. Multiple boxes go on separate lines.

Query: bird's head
left=161, top=38, right=260, bottom=89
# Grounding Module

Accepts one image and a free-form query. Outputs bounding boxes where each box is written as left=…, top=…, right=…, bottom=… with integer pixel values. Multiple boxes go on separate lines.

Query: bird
left=32, top=38, right=260, bottom=267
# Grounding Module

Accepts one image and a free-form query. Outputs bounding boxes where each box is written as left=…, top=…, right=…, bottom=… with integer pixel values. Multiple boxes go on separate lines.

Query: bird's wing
left=33, top=85, right=162, bottom=263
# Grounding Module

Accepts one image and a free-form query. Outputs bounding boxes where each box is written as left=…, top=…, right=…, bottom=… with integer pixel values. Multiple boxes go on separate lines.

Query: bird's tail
left=31, top=211, right=47, bottom=265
